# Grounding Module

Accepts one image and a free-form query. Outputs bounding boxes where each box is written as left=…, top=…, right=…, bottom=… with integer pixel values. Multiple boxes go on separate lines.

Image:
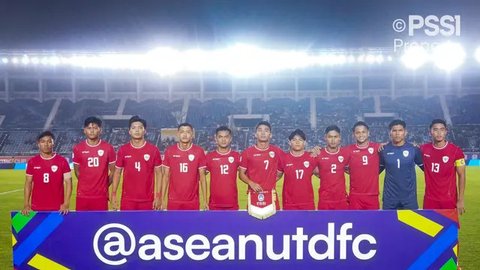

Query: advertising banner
left=11, top=210, right=458, bottom=269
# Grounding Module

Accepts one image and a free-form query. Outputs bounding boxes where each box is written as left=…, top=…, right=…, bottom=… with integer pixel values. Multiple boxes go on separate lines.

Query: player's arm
left=238, top=167, right=262, bottom=192
left=60, top=173, right=73, bottom=215
left=153, top=166, right=163, bottom=210
left=73, top=164, right=80, bottom=180
left=199, top=168, right=208, bottom=210
left=455, top=159, right=466, bottom=215
left=110, top=167, right=123, bottom=210
left=22, top=175, right=33, bottom=216
left=159, top=166, right=170, bottom=210
left=414, top=147, right=424, bottom=171
left=108, top=163, right=115, bottom=186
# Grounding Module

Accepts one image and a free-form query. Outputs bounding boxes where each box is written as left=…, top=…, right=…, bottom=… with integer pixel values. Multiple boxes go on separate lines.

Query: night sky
left=0, top=0, right=478, bottom=51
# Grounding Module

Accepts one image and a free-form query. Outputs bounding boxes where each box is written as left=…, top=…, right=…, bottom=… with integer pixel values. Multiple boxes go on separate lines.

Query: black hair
left=178, top=122, right=194, bottom=130
left=255, top=121, right=271, bottom=131
left=289, top=129, right=306, bottom=141
left=37, top=130, right=55, bottom=141
left=352, top=121, right=369, bottom=132
left=84, top=116, right=102, bottom=128
left=215, top=126, right=232, bottom=135
left=388, top=119, right=406, bottom=130
left=129, top=115, right=147, bottom=129
left=429, top=119, right=447, bottom=129
left=325, top=125, right=341, bottom=134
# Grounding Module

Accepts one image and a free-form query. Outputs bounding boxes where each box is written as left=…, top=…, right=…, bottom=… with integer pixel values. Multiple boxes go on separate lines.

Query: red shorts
left=318, top=199, right=349, bottom=210
left=168, top=200, right=199, bottom=210
left=120, top=200, right=153, bottom=211
left=76, top=197, right=108, bottom=211
left=209, top=204, right=239, bottom=210
left=283, top=202, right=315, bottom=210
left=423, top=197, right=456, bottom=210
left=349, top=194, right=380, bottom=210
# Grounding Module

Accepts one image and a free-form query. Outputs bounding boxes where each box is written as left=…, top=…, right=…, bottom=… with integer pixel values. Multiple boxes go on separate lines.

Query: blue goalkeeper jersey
left=380, top=142, right=424, bottom=204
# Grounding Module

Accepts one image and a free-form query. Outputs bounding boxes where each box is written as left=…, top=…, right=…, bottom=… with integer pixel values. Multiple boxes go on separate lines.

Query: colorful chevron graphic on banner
left=397, top=210, right=458, bottom=270
left=11, top=212, right=70, bottom=269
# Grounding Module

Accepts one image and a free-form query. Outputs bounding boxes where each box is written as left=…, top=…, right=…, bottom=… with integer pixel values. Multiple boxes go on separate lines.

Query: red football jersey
left=163, top=144, right=207, bottom=203
left=239, top=145, right=283, bottom=191
left=115, top=142, right=162, bottom=202
left=206, top=150, right=240, bottom=209
left=346, top=142, right=381, bottom=196
left=26, top=154, right=71, bottom=211
left=420, top=142, right=465, bottom=202
left=73, top=140, right=116, bottom=199
left=316, top=147, right=350, bottom=202
left=279, top=152, right=316, bottom=209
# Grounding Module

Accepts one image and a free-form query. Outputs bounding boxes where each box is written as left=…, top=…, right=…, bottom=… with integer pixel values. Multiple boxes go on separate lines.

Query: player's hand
left=378, top=142, right=387, bottom=152
left=110, top=194, right=119, bottom=211
left=21, top=205, right=32, bottom=216
left=248, top=180, right=263, bottom=192
left=153, top=198, right=162, bottom=210
left=457, top=199, right=465, bottom=215
left=308, top=145, right=322, bottom=157
left=59, top=203, right=70, bottom=215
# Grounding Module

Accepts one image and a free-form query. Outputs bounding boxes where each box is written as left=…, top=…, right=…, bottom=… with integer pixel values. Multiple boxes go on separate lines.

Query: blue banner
left=11, top=210, right=459, bottom=269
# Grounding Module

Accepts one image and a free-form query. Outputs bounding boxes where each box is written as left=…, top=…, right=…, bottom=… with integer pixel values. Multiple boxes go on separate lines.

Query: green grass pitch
left=1, top=167, right=479, bottom=269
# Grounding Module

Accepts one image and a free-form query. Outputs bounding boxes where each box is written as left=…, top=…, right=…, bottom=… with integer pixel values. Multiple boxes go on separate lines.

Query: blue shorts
left=382, top=198, right=418, bottom=210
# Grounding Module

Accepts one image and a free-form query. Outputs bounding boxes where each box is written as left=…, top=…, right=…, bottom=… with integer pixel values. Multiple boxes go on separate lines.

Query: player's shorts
left=349, top=194, right=379, bottom=210
left=382, top=198, right=418, bottom=210
left=209, top=204, right=239, bottom=210
left=318, top=199, right=349, bottom=210
left=283, top=202, right=315, bottom=210
left=168, top=200, right=200, bottom=210
left=423, top=197, right=456, bottom=210
left=76, top=197, right=108, bottom=211
left=120, top=200, right=153, bottom=211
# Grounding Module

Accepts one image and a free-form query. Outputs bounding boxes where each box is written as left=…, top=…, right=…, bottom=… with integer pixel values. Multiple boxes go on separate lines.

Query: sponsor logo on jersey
left=403, top=150, right=409, bottom=157
left=353, top=150, right=360, bottom=153
left=188, top=154, right=195, bottom=161
left=304, top=161, right=310, bottom=168
left=253, top=154, right=262, bottom=157
left=82, top=151, right=90, bottom=154
left=286, top=163, right=293, bottom=167
left=269, top=151, right=275, bottom=158
left=387, top=152, right=394, bottom=155
left=34, top=166, right=41, bottom=169
left=321, top=157, right=329, bottom=160
left=124, top=155, right=132, bottom=158
left=173, top=155, right=181, bottom=158
left=212, top=158, right=220, bottom=161
left=443, top=156, right=449, bottom=163
left=258, top=193, right=265, bottom=202
left=98, top=150, right=104, bottom=157
left=338, top=156, right=344, bottom=163
left=144, top=154, right=150, bottom=161
left=424, top=154, right=431, bottom=157
left=228, top=156, right=234, bottom=163
left=51, top=165, right=58, bottom=172
left=368, top=148, right=374, bottom=154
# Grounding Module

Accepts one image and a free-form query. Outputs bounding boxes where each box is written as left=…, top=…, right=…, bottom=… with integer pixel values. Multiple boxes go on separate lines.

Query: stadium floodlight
left=475, top=47, right=480, bottom=63
left=147, top=47, right=183, bottom=76
left=31, top=57, right=40, bottom=65
left=2, top=57, right=9, bottom=64
left=21, top=55, right=30, bottom=65
left=401, top=46, right=428, bottom=70
left=432, top=42, right=465, bottom=72
left=11, top=57, right=19, bottom=64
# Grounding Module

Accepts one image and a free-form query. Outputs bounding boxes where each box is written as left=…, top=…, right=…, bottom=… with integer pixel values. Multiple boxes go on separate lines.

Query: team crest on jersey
left=98, top=150, right=104, bottom=157
left=144, top=154, right=150, bottom=161
left=188, top=154, right=195, bottom=161
left=51, top=165, right=58, bottom=173
left=368, top=147, right=374, bottom=154
left=338, top=156, right=344, bottom=163
left=443, top=156, right=449, bottom=163
left=228, top=156, right=234, bottom=163
left=403, top=150, right=409, bottom=157
left=269, top=151, right=275, bottom=158
left=258, top=193, right=265, bottom=202
left=304, top=161, right=310, bottom=168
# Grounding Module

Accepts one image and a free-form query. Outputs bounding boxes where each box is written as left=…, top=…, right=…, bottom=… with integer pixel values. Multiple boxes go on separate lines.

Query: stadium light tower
left=401, top=46, right=428, bottom=70
left=432, top=42, right=465, bottom=72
